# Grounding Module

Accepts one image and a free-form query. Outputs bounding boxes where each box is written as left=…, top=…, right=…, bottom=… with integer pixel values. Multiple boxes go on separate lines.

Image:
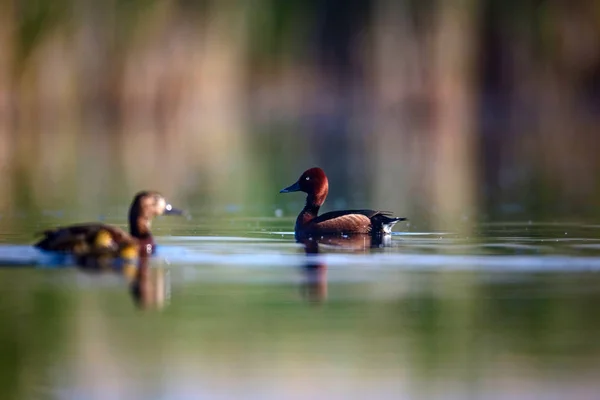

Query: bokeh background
left=1, top=0, right=599, bottom=230
left=2, top=2, right=600, bottom=400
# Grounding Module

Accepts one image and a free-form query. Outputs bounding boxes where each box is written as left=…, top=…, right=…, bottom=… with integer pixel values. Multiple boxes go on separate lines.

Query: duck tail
left=32, top=229, right=60, bottom=250
left=374, top=213, right=407, bottom=234
left=33, top=235, right=52, bottom=250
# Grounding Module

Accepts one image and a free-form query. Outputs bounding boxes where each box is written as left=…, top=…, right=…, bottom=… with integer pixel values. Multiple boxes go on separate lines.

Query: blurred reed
left=0, top=0, right=598, bottom=229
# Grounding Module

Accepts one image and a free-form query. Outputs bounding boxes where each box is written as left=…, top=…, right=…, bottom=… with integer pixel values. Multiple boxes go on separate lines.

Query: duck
left=34, top=191, right=186, bottom=258
left=280, top=167, right=406, bottom=241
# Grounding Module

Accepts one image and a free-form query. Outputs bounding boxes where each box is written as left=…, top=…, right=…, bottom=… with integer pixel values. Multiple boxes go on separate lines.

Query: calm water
left=1, top=214, right=600, bottom=400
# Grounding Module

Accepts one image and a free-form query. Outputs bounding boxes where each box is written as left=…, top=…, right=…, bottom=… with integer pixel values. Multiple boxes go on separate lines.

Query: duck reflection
left=300, top=238, right=327, bottom=303
left=129, top=256, right=170, bottom=310
left=73, top=249, right=169, bottom=310
left=300, top=232, right=393, bottom=303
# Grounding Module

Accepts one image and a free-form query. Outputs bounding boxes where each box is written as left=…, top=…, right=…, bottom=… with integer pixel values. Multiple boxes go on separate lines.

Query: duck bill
left=280, top=181, right=301, bottom=193
left=164, top=204, right=186, bottom=216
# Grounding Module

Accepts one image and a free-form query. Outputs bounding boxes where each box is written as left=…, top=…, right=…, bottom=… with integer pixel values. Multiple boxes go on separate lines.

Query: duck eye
left=305, top=177, right=310, bottom=181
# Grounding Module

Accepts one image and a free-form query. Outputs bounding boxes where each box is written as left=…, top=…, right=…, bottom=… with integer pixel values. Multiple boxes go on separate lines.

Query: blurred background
left=1, top=0, right=599, bottom=230
left=2, top=2, right=600, bottom=400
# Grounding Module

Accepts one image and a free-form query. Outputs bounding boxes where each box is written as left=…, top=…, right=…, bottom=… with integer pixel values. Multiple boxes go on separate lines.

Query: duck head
left=128, top=191, right=186, bottom=240
left=280, top=167, right=329, bottom=207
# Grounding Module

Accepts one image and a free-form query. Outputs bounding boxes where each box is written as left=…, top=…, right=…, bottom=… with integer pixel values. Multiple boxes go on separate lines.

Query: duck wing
left=308, top=210, right=379, bottom=234
left=309, top=210, right=406, bottom=235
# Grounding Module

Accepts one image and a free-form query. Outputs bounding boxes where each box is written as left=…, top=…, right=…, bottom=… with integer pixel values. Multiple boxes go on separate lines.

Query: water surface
left=1, top=216, right=599, bottom=400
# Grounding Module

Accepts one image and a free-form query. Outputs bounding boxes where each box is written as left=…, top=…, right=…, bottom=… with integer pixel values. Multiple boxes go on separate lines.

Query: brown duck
left=280, top=167, right=406, bottom=241
left=34, top=191, right=186, bottom=257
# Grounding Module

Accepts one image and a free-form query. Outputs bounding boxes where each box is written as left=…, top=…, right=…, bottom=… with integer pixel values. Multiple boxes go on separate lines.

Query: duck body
left=295, top=209, right=403, bottom=238
left=34, top=191, right=185, bottom=262
left=280, top=168, right=406, bottom=241
left=35, top=223, right=137, bottom=254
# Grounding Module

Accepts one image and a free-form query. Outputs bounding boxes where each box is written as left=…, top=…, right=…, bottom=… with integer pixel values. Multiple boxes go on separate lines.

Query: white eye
left=305, top=176, right=310, bottom=181
left=166, top=204, right=172, bottom=211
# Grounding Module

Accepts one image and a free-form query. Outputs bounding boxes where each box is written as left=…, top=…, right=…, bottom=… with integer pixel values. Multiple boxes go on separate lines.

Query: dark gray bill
left=164, top=204, right=186, bottom=216
left=280, top=181, right=301, bottom=193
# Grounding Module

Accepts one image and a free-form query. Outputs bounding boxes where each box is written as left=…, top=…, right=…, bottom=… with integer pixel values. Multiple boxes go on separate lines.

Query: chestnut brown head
left=280, top=167, right=329, bottom=207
